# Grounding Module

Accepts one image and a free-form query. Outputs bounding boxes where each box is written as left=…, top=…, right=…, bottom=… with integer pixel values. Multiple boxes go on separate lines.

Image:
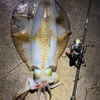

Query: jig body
left=11, top=0, right=71, bottom=100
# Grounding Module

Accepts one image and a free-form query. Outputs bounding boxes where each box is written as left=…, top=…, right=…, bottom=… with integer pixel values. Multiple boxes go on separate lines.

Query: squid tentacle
left=19, top=91, right=29, bottom=100
left=50, top=83, right=63, bottom=89
left=37, top=88, right=42, bottom=100
left=43, top=87, right=47, bottom=100
left=13, top=86, right=30, bottom=100
left=47, top=85, right=52, bottom=100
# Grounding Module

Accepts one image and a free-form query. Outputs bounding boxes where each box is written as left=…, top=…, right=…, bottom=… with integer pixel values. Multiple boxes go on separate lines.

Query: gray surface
left=0, top=0, right=100, bottom=100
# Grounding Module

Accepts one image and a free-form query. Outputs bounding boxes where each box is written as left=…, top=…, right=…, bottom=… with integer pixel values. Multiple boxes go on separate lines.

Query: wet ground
left=0, top=0, right=100, bottom=100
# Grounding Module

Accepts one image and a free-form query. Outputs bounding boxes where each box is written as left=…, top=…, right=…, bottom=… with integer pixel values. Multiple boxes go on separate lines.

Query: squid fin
left=57, top=30, right=72, bottom=44
left=57, top=31, right=72, bottom=59
left=12, top=31, right=30, bottom=43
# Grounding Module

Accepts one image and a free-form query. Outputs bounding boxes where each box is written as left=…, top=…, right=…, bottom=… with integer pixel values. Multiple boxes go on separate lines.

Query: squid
left=11, top=0, right=71, bottom=100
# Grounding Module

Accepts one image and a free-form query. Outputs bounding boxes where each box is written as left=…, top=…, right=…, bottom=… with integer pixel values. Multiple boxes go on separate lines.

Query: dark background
left=0, top=0, right=100, bottom=100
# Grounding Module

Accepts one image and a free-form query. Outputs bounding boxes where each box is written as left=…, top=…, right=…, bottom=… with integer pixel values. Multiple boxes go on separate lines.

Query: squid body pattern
left=11, top=0, right=71, bottom=100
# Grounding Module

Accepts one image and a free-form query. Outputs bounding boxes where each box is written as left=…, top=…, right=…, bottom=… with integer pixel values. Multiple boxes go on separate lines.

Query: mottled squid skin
left=11, top=0, right=71, bottom=100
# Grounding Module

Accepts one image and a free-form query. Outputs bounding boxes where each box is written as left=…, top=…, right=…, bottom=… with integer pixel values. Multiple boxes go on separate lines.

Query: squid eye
left=45, top=68, right=52, bottom=76
left=34, top=69, right=41, bottom=78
